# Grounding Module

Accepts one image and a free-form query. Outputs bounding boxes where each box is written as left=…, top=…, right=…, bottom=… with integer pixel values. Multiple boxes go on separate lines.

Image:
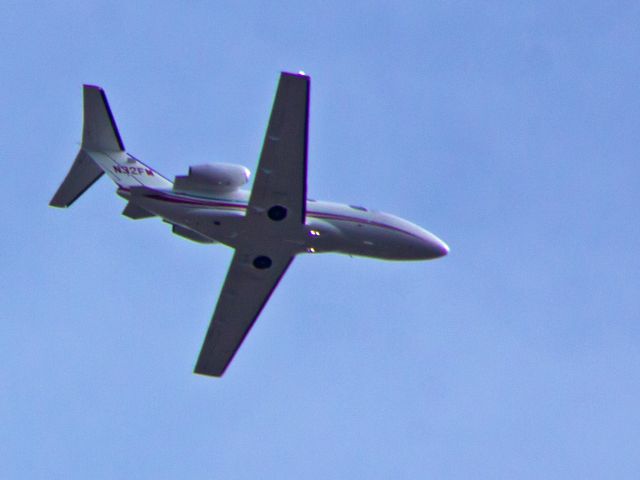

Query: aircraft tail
left=50, top=85, right=172, bottom=208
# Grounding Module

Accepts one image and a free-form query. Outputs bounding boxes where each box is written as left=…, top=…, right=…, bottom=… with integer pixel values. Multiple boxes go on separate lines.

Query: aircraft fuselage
left=118, top=187, right=449, bottom=261
left=52, top=74, right=449, bottom=376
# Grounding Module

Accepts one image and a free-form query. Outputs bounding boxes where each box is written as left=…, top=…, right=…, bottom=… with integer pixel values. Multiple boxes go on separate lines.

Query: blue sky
left=2, top=1, right=640, bottom=478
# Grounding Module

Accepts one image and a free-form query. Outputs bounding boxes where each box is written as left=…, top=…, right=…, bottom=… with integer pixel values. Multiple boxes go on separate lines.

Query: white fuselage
left=119, top=187, right=449, bottom=261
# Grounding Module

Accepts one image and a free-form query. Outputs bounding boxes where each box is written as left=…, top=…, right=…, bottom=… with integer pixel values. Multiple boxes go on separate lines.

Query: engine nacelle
left=173, top=163, right=251, bottom=196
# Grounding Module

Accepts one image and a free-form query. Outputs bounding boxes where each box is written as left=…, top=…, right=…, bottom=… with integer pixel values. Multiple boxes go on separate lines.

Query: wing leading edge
left=194, top=72, right=309, bottom=377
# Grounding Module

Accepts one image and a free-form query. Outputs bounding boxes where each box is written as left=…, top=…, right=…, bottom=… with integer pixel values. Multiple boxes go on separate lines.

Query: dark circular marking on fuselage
left=253, top=256, right=272, bottom=269
left=267, top=205, right=288, bottom=221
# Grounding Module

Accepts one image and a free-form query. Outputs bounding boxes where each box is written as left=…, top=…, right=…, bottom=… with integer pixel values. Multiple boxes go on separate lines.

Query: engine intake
left=173, top=163, right=250, bottom=196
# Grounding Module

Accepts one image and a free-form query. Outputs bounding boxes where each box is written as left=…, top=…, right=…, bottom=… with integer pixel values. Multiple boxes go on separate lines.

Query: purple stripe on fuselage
left=122, top=188, right=422, bottom=240
left=146, top=193, right=246, bottom=210
left=306, top=212, right=423, bottom=240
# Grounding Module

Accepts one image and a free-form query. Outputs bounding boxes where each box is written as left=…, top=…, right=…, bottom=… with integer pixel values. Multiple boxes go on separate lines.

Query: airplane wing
left=194, top=73, right=310, bottom=377
left=247, top=72, right=310, bottom=226
left=194, top=249, right=294, bottom=377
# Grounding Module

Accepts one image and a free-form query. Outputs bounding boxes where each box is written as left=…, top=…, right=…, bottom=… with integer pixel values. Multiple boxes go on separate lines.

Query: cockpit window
left=349, top=205, right=368, bottom=212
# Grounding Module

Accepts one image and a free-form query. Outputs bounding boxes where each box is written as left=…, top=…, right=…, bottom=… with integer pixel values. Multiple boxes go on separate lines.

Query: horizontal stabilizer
left=50, top=150, right=104, bottom=207
left=122, top=202, right=155, bottom=219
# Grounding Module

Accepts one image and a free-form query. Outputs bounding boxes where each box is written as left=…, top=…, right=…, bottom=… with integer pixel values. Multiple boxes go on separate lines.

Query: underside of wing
left=247, top=72, right=310, bottom=226
left=194, top=73, right=309, bottom=377
left=194, top=250, right=294, bottom=377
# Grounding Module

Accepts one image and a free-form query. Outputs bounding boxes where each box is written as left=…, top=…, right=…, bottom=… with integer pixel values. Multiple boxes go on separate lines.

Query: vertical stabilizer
left=50, top=85, right=172, bottom=208
left=82, top=85, right=125, bottom=152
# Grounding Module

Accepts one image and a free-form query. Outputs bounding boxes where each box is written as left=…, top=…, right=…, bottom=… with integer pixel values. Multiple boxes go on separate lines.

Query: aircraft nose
left=373, top=212, right=449, bottom=260
left=418, top=231, right=449, bottom=259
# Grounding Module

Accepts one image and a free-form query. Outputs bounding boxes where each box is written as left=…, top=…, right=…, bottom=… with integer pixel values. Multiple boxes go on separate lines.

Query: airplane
left=50, top=72, right=449, bottom=377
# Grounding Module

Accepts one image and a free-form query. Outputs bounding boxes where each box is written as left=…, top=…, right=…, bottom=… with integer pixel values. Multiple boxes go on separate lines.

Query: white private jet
left=51, top=72, right=449, bottom=377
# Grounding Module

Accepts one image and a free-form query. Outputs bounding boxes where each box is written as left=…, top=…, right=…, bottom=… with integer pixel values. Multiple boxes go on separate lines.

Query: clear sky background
left=2, top=1, right=639, bottom=478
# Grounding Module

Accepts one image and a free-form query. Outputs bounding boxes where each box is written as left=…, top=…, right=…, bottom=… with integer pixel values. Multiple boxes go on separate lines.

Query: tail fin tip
left=82, top=85, right=125, bottom=152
